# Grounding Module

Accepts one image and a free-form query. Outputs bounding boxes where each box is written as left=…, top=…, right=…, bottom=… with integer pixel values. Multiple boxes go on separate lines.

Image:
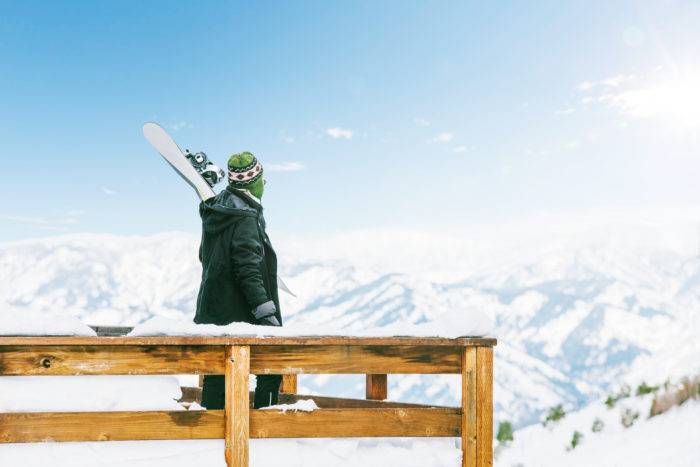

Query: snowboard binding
left=184, top=150, right=226, bottom=187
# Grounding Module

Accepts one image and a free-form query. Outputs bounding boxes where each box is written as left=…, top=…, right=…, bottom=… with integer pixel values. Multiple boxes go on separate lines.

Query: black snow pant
left=201, top=374, right=282, bottom=409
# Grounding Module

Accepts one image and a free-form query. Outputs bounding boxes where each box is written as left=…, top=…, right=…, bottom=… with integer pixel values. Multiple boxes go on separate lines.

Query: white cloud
left=453, top=145, right=468, bottom=153
left=279, top=130, right=294, bottom=144
left=101, top=187, right=118, bottom=196
left=579, top=70, right=700, bottom=127
left=555, top=108, right=576, bottom=115
left=576, top=74, right=635, bottom=92
left=0, top=214, right=76, bottom=231
left=170, top=121, right=193, bottom=131
left=326, top=127, right=354, bottom=139
left=427, top=132, right=454, bottom=143
left=266, top=162, right=305, bottom=172
left=413, top=117, right=430, bottom=127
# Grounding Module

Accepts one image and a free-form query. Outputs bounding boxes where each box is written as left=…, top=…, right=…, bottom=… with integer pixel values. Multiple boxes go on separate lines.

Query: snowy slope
left=1, top=210, right=699, bottom=428
left=496, top=396, right=700, bottom=467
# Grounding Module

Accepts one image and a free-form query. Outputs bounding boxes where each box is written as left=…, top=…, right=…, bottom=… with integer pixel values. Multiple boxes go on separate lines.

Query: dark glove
left=252, top=300, right=281, bottom=326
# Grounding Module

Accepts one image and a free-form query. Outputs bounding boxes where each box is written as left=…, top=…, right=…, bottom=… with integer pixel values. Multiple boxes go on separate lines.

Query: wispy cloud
left=170, top=121, right=194, bottom=131
left=279, top=130, right=294, bottom=144
left=555, top=107, right=576, bottom=115
left=413, top=117, right=430, bottom=127
left=0, top=214, right=77, bottom=231
left=452, top=145, right=468, bottom=153
left=326, top=127, right=354, bottom=139
left=101, top=187, right=118, bottom=196
left=267, top=162, right=305, bottom=172
left=427, top=132, right=454, bottom=143
left=577, top=74, right=636, bottom=92
left=577, top=69, right=700, bottom=127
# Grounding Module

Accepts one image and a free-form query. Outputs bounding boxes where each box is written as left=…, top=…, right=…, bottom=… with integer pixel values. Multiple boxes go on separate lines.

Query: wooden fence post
left=461, top=347, right=477, bottom=467
left=225, top=345, right=250, bottom=467
left=476, top=346, right=493, bottom=467
left=365, top=374, right=388, bottom=400
left=281, top=374, right=297, bottom=394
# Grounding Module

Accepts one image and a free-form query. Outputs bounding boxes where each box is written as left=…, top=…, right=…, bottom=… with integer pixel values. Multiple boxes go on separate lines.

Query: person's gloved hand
left=252, top=300, right=281, bottom=326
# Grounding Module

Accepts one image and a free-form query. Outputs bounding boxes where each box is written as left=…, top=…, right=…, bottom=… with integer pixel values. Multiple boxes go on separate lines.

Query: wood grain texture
left=225, top=346, right=250, bottom=467
left=0, top=408, right=460, bottom=442
left=280, top=374, right=297, bottom=394
left=250, top=408, right=461, bottom=438
left=0, top=345, right=224, bottom=376
left=275, top=393, right=452, bottom=409
left=462, top=347, right=477, bottom=467
left=177, top=387, right=454, bottom=409
left=0, top=336, right=496, bottom=347
left=365, top=374, right=388, bottom=400
left=251, top=345, right=462, bottom=374
left=0, top=410, right=225, bottom=442
left=476, top=346, right=494, bottom=467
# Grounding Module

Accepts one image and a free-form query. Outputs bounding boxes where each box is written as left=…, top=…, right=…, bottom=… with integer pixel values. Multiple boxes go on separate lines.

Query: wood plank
left=280, top=374, right=297, bottom=394
left=176, top=387, right=453, bottom=409
left=251, top=408, right=461, bottom=438
left=0, top=336, right=497, bottom=347
left=0, top=408, right=460, bottom=442
left=476, top=346, right=493, bottom=467
left=226, top=346, right=249, bottom=467
left=0, top=411, right=224, bottom=442
left=0, top=345, right=224, bottom=376
left=462, top=347, right=477, bottom=467
left=251, top=345, right=462, bottom=374
left=366, top=374, right=388, bottom=400
left=275, top=393, right=453, bottom=409
left=0, top=344, right=476, bottom=377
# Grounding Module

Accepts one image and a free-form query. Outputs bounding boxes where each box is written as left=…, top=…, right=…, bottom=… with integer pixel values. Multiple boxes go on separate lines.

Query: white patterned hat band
left=228, top=160, right=263, bottom=184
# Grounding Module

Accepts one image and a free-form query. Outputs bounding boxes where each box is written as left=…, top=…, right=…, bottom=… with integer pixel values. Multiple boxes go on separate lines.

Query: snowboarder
left=194, top=151, right=283, bottom=409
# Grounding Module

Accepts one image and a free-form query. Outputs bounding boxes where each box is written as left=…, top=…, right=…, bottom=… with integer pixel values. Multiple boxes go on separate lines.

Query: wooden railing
left=0, top=334, right=496, bottom=467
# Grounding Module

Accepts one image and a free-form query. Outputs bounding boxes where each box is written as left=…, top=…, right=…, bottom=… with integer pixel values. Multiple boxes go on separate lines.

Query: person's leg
left=253, top=374, right=282, bottom=408
left=201, top=375, right=225, bottom=409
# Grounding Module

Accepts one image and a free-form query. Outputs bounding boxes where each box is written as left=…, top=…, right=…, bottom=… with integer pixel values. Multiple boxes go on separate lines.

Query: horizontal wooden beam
left=276, top=393, right=454, bottom=410
left=251, top=345, right=462, bottom=374
left=0, top=408, right=461, bottom=442
left=0, top=336, right=496, bottom=347
left=178, top=386, right=454, bottom=409
left=0, top=344, right=462, bottom=376
left=0, top=345, right=224, bottom=376
left=0, top=410, right=224, bottom=442
left=252, top=408, right=461, bottom=438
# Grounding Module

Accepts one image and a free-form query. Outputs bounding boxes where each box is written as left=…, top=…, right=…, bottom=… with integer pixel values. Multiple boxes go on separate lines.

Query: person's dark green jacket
left=194, top=186, right=281, bottom=326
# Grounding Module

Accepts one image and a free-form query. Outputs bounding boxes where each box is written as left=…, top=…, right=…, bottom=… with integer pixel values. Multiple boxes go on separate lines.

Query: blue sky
left=1, top=0, right=699, bottom=241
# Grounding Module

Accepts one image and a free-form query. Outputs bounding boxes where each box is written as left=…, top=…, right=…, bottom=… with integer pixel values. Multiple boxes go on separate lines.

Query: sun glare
left=611, top=70, right=700, bottom=128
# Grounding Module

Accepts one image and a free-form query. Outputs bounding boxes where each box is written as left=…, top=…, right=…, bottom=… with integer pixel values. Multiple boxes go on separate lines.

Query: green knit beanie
left=227, top=151, right=264, bottom=199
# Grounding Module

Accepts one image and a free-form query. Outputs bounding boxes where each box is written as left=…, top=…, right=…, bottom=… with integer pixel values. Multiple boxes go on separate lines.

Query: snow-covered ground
left=0, top=438, right=462, bottom=467
left=496, top=396, right=700, bottom=467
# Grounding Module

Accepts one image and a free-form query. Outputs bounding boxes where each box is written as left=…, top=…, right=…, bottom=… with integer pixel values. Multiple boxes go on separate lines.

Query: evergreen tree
left=566, top=430, right=583, bottom=450
left=621, top=408, right=640, bottom=428
left=636, top=381, right=659, bottom=396
left=591, top=418, right=604, bottom=433
left=496, top=421, right=514, bottom=445
left=542, top=404, right=566, bottom=426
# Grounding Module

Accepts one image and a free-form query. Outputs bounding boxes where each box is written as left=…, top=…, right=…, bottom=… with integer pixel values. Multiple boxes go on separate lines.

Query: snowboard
left=142, top=122, right=217, bottom=201
left=142, top=122, right=296, bottom=297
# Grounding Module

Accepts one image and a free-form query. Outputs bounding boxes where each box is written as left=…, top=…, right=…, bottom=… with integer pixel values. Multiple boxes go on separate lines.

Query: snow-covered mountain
left=1, top=209, right=699, bottom=427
